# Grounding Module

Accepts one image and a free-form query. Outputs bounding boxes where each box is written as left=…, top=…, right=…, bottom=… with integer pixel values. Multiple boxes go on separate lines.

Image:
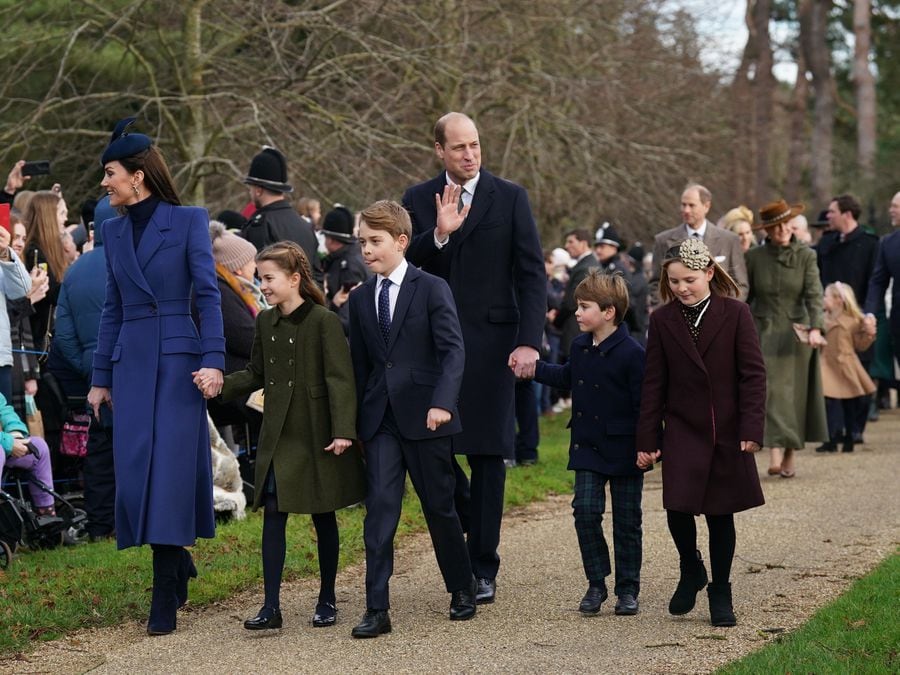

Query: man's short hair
left=832, top=194, right=862, bottom=220
left=564, top=228, right=592, bottom=244
left=434, top=112, right=476, bottom=146
left=683, top=183, right=712, bottom=205
left=360, top=200, right=411, bottom=241
left=574, top=270, right=630, bottom=326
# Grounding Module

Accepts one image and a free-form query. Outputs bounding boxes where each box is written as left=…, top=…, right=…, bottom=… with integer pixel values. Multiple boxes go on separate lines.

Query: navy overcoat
left=403, top=170, right=546, bottom=458
left=534, top=325, right=645, bottom=476
left=92, top=201, right=225, bottom=549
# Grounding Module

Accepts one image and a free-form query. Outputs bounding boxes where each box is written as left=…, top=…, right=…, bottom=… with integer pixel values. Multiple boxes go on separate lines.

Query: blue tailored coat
left=865, top=229, right=900, bottom=335
left=349, top=264, right=465, bottom=442
left=92, top=201, right=225, bottom=550
left=404, top=170, right=546, bottom=458
left=534, top=324, right=645, bottom=476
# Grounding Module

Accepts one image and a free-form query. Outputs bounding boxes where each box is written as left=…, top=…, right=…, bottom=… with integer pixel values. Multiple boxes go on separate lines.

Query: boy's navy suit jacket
left=535, top=324, right=645, bottom=476
left=349, top=264, right=464, bottom=442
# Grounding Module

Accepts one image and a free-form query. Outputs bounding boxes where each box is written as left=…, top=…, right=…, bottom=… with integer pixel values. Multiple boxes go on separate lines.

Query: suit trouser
left=364, top=409, right=472, bottom=610
left=83, top=418, right=116, bottom=537
left=572, top=470, right=643, bottom=597
left=452, top=454, right=506, bottom=579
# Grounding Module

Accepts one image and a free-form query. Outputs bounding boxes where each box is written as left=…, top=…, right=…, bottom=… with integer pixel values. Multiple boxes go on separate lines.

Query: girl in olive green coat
left=221, top=242, right=365, bottom=631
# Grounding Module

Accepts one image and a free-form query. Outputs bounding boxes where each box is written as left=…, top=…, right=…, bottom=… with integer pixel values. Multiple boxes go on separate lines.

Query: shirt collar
left=685, top=219, right=709, bottom=238
left=445, top=171, right=481, bottom=196
left=381, top=257, right=409, bottom=288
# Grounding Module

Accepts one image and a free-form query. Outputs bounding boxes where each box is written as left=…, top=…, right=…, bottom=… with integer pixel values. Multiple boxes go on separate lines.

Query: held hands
left=636, top=450, right=661, bottom=469
left=434, top=184, right=470, bottom=241
left=508, top=346, right=539, bottom=379
left=862, top=314, right=877, bottom=338
left=87, top=386, right=112, bottom=419
left=807, top=328, right=827, bottom=349
left=740, top=440, right=761, bottom=453
left=426, top=407, right=452, bottom=431
left=325, top=438, right=352, bottom=455
left=192, top=368, right=224, bottom=399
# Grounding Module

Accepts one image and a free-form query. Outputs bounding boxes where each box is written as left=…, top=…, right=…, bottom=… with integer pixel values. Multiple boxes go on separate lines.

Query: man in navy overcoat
left=403, top=112, right=546, bottom=602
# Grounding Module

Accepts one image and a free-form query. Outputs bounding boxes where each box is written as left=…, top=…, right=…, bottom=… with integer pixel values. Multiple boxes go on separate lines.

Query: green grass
left=719, top=553, right=900, bottom=675
left=0, top=415, right=572, bottom=656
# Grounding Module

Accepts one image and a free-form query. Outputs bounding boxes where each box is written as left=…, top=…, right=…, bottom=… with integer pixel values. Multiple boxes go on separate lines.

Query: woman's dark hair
left=256, top=241, right=325, bottom=306
left=118, top=146, right=181, bottom=205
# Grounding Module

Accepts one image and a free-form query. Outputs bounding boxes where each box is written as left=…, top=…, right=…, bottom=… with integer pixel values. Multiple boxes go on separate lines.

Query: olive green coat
left=221, top=302, right=366, bottom=513
left=745, top=239, right=828, bottom=448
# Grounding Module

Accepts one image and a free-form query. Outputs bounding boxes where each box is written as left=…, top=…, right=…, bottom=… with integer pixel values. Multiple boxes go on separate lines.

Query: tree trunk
left=853, top=0, right=876, bottom=189
left=751, top=0, right=775, bottom=206
left=798, top=0, right=834, bottom=206
left=184, top=0, right=210, bottom=204
left=785, top=50, right=809, bottom=202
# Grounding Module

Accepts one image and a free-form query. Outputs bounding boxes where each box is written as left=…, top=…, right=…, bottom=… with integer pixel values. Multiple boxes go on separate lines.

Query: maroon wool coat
left=636, top=295, right=767, bottom=515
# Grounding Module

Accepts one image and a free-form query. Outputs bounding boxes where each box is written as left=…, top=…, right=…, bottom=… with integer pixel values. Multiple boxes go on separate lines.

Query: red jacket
left=637, top=295, right=766, bottom=515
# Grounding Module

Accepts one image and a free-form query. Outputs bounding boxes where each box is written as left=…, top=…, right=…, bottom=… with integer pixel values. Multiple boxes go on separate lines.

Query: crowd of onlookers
left=1, top=146, right=898, bottom=544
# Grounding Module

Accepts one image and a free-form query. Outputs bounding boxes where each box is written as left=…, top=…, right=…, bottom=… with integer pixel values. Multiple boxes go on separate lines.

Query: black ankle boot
left=148, top=545, right=180, bottom=635
left=707, top=582, right=737, bottom=627
left=176, top=548, right=198, bottom=608
left=669, top=549, right=708, bottom=615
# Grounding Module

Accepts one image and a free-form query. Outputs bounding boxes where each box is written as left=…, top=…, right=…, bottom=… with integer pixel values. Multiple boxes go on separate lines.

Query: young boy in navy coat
left=530, top=271, right=646, bottom=616
left=348, top=200, right=475, bottom=638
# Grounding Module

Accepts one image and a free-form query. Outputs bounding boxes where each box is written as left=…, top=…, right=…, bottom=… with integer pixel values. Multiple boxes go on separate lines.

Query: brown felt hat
left=755, top=199, right=804, bottom=230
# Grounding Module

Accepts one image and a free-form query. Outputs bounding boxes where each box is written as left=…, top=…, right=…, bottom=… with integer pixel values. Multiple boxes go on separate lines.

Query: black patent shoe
left=244, top=606, right=283, bottom=630
left=312, top=601, right=337, bottom=628
left=578, top=585, right=608, bottom=615
left=449, top=579, right=477, bottom=621
left=351, top=609, right=391, bottom=638
left=475, top=577, right=496, bottom=604
left=614, top=594, right=639, bottom=615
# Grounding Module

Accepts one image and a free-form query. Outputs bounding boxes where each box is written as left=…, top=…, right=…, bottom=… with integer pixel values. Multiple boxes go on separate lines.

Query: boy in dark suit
left=529, top=271, right=646, bottom=616
left=348, top=200, right=475, bottom=638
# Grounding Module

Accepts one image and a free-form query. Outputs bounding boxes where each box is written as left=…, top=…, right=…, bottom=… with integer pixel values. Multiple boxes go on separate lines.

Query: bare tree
left=852, top=0, right=877, bottom=190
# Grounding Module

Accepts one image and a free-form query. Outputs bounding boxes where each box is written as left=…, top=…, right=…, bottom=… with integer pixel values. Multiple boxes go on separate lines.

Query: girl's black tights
left=666, top=510, right=736, bottom=584
left=262, top=493, right=339, bottom=609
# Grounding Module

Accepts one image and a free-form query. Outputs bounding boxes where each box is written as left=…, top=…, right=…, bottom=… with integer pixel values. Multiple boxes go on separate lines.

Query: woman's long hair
left=117, top=146, right=181, bottom=205
left=256, top=241, right=325, bottom=307
left=23, top=191, right=69, bottom=281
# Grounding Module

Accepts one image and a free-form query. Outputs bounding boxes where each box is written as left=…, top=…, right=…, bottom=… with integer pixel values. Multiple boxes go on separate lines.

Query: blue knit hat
left=100, top=118, right=153, bottom=166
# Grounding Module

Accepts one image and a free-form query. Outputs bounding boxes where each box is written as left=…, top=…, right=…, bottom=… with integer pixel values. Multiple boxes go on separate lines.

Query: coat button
left=288, top=381, right=293, bottom=387
left=599, top=351, right=605, bottom=357
left=386, top=362, right=393, bottom=369
left=289, top=337, right=294, bottom=344
left=594, top=384, right=599, bottom=389
left=577, top=379, right=584, bottom=385
left=576, top=412, right=582, bottom=417
left=269, top=357, right=276, bottom=364
left=594, top=415, right=599, bottom=420
left=269, top=379, right=275, bottom=385
left=288, top=359, right=294, bottom=366
left=574, top=443, right=580, bottom=449
left=271, top=335, right=276, bottom=342
left=583, top=348, right=588, bottom=353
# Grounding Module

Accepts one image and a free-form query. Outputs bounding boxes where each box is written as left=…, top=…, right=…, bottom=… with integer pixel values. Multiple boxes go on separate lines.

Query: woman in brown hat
left=744, top=199, right=828, bottom=478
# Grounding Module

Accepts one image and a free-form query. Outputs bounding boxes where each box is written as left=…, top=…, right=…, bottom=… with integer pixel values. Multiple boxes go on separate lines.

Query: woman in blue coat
left=87, top=119, right=225, bottom=636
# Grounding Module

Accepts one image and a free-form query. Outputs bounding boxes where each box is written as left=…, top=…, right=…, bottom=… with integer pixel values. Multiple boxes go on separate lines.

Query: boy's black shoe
left=351, top=609, right=391, bottom=638
left=475, top=578, right=496, bottom=604
left=449, top=579, right=477, bottom=621
left=815, top=441, right=837, bottom=452
left=578, top=585, right=608, bottom=615
left=614, top=594, right=639, bottom=615
left=669, top=549, right=708, bottom=615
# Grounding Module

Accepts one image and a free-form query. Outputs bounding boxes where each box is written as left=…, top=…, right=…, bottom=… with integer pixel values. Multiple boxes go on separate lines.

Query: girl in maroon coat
left=637, top=238, right=766, bottom=627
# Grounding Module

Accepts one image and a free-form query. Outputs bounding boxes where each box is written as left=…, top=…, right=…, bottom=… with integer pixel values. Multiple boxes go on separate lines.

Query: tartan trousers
left=572, top=470, right=643, bottom=597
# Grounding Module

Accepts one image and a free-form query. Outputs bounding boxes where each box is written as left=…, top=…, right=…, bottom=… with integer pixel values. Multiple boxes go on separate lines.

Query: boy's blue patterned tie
left=378, top=278, right=392, bottom=343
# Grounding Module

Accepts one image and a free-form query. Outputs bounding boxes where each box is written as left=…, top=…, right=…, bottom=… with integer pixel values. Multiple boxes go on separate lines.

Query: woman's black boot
left=176, top=548, right=198, bottom=608
left=668, top=549, right=708, bottom=615
left=147, top=545, right=180, bottom=635
left=707, top=582, right=737, bottom=627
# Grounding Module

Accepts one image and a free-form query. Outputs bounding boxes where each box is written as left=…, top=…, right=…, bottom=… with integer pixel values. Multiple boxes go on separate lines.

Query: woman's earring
left=132, top=184, right=140, bottom=197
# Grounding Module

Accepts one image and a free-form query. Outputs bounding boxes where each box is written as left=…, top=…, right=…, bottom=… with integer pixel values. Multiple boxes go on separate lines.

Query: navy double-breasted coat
left=92, top=201, right=225, bottom=549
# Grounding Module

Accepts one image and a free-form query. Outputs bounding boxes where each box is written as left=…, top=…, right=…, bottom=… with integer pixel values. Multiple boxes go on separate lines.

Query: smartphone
left=341, top=281, right=356, bottom=293
left=21, top=160, right=51, bottom=177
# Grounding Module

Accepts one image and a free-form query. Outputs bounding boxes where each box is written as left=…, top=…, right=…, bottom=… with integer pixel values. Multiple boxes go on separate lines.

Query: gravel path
left=5, top=411, right=899, bottom=674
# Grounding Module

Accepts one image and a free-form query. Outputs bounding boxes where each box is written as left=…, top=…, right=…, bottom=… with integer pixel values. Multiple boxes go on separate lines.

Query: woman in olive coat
left=745, top=200, right=828, bottom=478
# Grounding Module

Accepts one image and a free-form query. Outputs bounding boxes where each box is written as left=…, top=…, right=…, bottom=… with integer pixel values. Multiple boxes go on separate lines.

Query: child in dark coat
left=530, top=271, right=646, bottom=616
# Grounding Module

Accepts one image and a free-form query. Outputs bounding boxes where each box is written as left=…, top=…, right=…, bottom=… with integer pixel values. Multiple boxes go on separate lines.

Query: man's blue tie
left=378, top=278, right=392, bottom=343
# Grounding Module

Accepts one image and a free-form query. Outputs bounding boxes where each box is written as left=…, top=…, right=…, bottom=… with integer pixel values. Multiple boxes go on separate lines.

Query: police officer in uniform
left=321, top=205, right=369, bottom=334
left=240, top=146, right=322, bottom=285
left=594, top=223, right=648, bottom=345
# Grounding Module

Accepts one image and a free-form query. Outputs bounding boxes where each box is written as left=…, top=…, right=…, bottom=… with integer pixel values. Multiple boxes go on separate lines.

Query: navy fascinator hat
left=100, top=117, right=153, bottom=166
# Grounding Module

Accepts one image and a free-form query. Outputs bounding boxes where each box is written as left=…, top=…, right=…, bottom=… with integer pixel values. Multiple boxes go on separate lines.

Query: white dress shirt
left=685, top=220, right=710, bottom=239
left=375, top=258, right=409, bottom=322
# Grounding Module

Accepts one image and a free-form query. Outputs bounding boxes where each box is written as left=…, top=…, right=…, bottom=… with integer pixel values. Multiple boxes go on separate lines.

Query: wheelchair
left=0, top=466, right=88, bottom=569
